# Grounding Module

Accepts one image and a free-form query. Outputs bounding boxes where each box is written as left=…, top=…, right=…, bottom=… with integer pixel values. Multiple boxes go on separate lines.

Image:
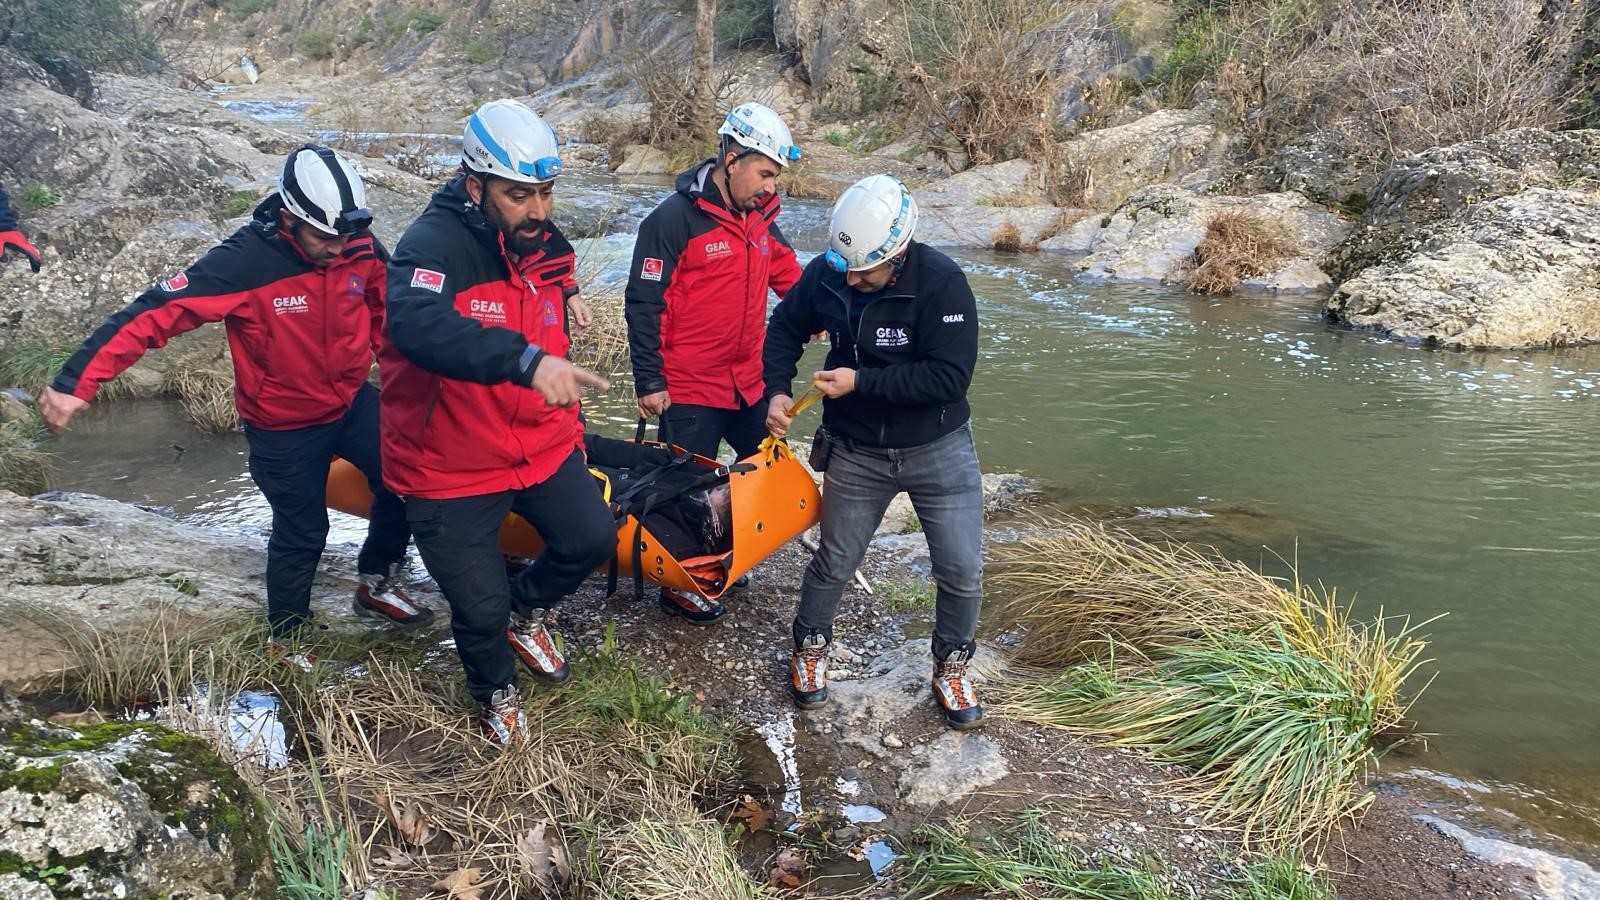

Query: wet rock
left=1420, top=816, right=1600, bottom=900
left=1068, top=186, right=1349, bottom=291
left=897, top=730, right=1010, bottom=809
left=0, top=715, right=271, bottom=898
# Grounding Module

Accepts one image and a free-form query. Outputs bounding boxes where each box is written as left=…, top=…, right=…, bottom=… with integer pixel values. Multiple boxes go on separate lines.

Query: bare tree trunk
left=693, top=0, right=718, bottom=139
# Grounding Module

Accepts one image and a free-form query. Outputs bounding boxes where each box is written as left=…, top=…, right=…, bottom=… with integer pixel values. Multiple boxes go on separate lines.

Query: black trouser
left=245, top=383, right=410, bottom=637
left=405, top=449, right=615, bottom=705
left=660, top=400, right=766, bottom=460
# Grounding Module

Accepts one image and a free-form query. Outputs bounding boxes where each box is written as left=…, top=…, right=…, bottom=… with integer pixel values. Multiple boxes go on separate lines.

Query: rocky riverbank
left=4, top=487, right=1596, bottom=897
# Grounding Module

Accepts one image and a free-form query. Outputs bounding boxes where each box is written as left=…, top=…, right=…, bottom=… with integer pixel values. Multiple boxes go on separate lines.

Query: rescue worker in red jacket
left=0, top=181, right=43, bottom=272
left=37, top=146, right=431, bottom=651
left=381, top=100, right=613, bottom=746
left=624, top=101, right=803, bottom=625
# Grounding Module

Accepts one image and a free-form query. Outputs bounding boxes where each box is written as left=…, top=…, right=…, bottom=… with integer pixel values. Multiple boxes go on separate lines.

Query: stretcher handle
left=634, top=414, right=675, bottom=447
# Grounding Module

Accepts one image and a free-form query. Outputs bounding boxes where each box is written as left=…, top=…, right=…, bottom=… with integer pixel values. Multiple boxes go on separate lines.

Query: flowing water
left=39, top=150, right=1600, bottom=858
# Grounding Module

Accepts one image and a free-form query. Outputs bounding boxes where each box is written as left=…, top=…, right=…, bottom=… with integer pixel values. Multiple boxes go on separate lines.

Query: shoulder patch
left=411, top=268, right=446, bottom=293
left=640, top=257, right=663, bottom=282
left=159, top=272, right=189, bottom=293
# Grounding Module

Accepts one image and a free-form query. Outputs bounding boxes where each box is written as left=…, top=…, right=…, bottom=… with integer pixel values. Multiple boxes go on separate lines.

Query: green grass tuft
left=879, top=577, right=936, bottom=613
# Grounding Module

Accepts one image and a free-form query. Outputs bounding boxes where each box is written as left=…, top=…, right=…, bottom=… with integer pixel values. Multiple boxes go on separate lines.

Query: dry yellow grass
left=1186, top=210, right=1299, bottom=295
left=991, top=221, right=1024, bottom=253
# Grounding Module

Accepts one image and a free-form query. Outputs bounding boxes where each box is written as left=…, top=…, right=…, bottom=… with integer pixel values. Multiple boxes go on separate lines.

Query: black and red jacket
left=624, top=160, right=801, bottom=409
left=380, top=175, right=582, bottom=500
left=51, top=195, right=388, bottom=429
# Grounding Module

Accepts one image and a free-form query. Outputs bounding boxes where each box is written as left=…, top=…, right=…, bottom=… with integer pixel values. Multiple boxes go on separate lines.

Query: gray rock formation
left=1325, top=128, right=1600, bottom=282
left=1061, top=105, right=1242, bottom=208
left=1064, top=186, right=1350, bottom=291
left=1327, top=188, right=1600, bottom=348
left=0, top=707, right=272, bottom=898
left=1323, top=128, right=1600, bottom=348
left=775, top=0, right=899, bottom=115
left=0, top=490, right=386, bottom=689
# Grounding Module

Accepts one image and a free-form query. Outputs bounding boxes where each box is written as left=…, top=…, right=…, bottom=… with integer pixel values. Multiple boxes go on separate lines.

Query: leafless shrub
left=892, top=0, right=1086, bottom=177
left=991, top=221, right=1023, bottom=252
left=1212, top=0, right=1583, bottom=160
left=1184, top=210, right=1299, bottom=295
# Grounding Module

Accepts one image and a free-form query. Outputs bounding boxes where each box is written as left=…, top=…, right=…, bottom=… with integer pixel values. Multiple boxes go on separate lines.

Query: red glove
left=0, top=230, right=41, bottom=272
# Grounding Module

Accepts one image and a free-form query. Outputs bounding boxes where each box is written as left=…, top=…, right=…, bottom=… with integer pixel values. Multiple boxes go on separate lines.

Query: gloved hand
left=0, top=230, right=41, bottom=272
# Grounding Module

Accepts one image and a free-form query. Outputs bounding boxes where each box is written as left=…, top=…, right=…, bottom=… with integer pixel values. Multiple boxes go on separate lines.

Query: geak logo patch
left=874, top=326, right=909, bottom=348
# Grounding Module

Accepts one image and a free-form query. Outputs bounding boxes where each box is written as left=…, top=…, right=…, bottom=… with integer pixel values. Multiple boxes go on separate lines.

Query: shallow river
left=40, top=171, right=1600, bottom=860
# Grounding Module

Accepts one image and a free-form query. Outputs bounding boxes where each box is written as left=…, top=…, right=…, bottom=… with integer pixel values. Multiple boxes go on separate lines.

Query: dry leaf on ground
left=377, top=790, right=437, bottom=846
left=731, top=794, right=772, bottom=832
left=516, top=820, right=572, bottom=887
left=769, top=847, right=805, bottom=888
left=431, top=866, right=483, bottom=899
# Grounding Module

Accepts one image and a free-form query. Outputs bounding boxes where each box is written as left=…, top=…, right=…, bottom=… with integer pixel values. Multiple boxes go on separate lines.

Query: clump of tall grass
left=0, top=417, right=54, bottom=494
left=992, top=519, right=1435, bottom=848
left=901, top=808, right=1179, bottom=900
left=162, top=355, right=240, bottom=433
left=903, top=808, right=1335, bottom=900
left=1183, top=210, right=1299, bottom=295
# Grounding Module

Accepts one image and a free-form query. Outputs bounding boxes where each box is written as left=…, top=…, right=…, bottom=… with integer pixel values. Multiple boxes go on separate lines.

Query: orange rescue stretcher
left=325, top=395, right=823, bottom=599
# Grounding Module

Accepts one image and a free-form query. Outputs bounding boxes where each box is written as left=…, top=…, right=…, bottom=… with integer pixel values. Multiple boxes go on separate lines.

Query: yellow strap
left=588, top=467, right=612, bottom=503
left=759, top=379, right=826, bottom=457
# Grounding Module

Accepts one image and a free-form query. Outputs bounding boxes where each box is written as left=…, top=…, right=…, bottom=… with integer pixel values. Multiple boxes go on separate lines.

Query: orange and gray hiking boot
left=508, top=609, right=570, bottom=685
left=482, top=684, right=529, bottom=746
left=932, top=648, right=984, bottom=730
left=789, top=633, right=829, bottom=709
left=659, top=587, right=726, bottom=625
left=354, top=569, right=435, bottom=628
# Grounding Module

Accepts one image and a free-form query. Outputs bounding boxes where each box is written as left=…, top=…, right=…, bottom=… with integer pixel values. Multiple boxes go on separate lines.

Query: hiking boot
left=481, top=684, right=529, bottom=746
left=354, top=569, right=435, bottom=627
left=789, top=633, right=829, bottom=709
left=264, top=641, right=317, bottom=673
left=507, top=610, right=570, bottom=685
left=932, top=648, right=984, bottom=730
left=731, top=572, right=752, bottom=590
left=659, top=587, right=726, bottom=625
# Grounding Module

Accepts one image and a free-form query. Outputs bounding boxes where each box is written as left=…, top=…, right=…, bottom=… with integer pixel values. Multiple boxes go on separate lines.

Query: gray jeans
left=795, top=421, right=984, bottom=660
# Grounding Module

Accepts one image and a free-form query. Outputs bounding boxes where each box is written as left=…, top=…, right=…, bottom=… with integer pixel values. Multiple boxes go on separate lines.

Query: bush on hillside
left=14, top=0, right=159, bottom=70
left=1164, top=0, right=1583, bottom=161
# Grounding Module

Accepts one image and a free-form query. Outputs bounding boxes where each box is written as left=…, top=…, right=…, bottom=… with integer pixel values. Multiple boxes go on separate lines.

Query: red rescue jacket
left=51, top=195, right=387, bottom=430
left=379, top=175, right=582, bottom=500
left=624, top=160, right=801, bottom=409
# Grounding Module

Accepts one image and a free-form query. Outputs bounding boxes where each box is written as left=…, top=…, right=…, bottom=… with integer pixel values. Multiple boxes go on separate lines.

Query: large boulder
left=1061, top=105, right=1242, bottom=208
left=1061, top=186, right=1350, bottom=291
left=1325, top=128, right=1600, bottom=282
left=1326, top=188, right=1600, bottom=349
left=775, top=0, right=899, bottom=115
left=0, top=710, right=272, bottom=898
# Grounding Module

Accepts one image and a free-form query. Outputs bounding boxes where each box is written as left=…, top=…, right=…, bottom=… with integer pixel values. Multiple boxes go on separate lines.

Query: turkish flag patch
left=159, top=272, right=189, bottom=292
left=410, top=268, right=446, bottom=293
left=640, top=257, right=663, bottom=282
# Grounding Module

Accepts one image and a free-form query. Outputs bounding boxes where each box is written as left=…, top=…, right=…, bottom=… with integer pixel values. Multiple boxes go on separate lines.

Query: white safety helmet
left=462, top=99, right=563, bottom=183
left=825, top=175, right=918, bottom=272
left=279, top=145, right=372, bottom=236
left=717, top=102, right=801, bottom=167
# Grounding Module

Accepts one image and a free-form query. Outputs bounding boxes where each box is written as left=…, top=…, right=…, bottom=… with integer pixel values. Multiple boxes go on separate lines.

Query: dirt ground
left=373, top=529, right=1545, bottom=899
